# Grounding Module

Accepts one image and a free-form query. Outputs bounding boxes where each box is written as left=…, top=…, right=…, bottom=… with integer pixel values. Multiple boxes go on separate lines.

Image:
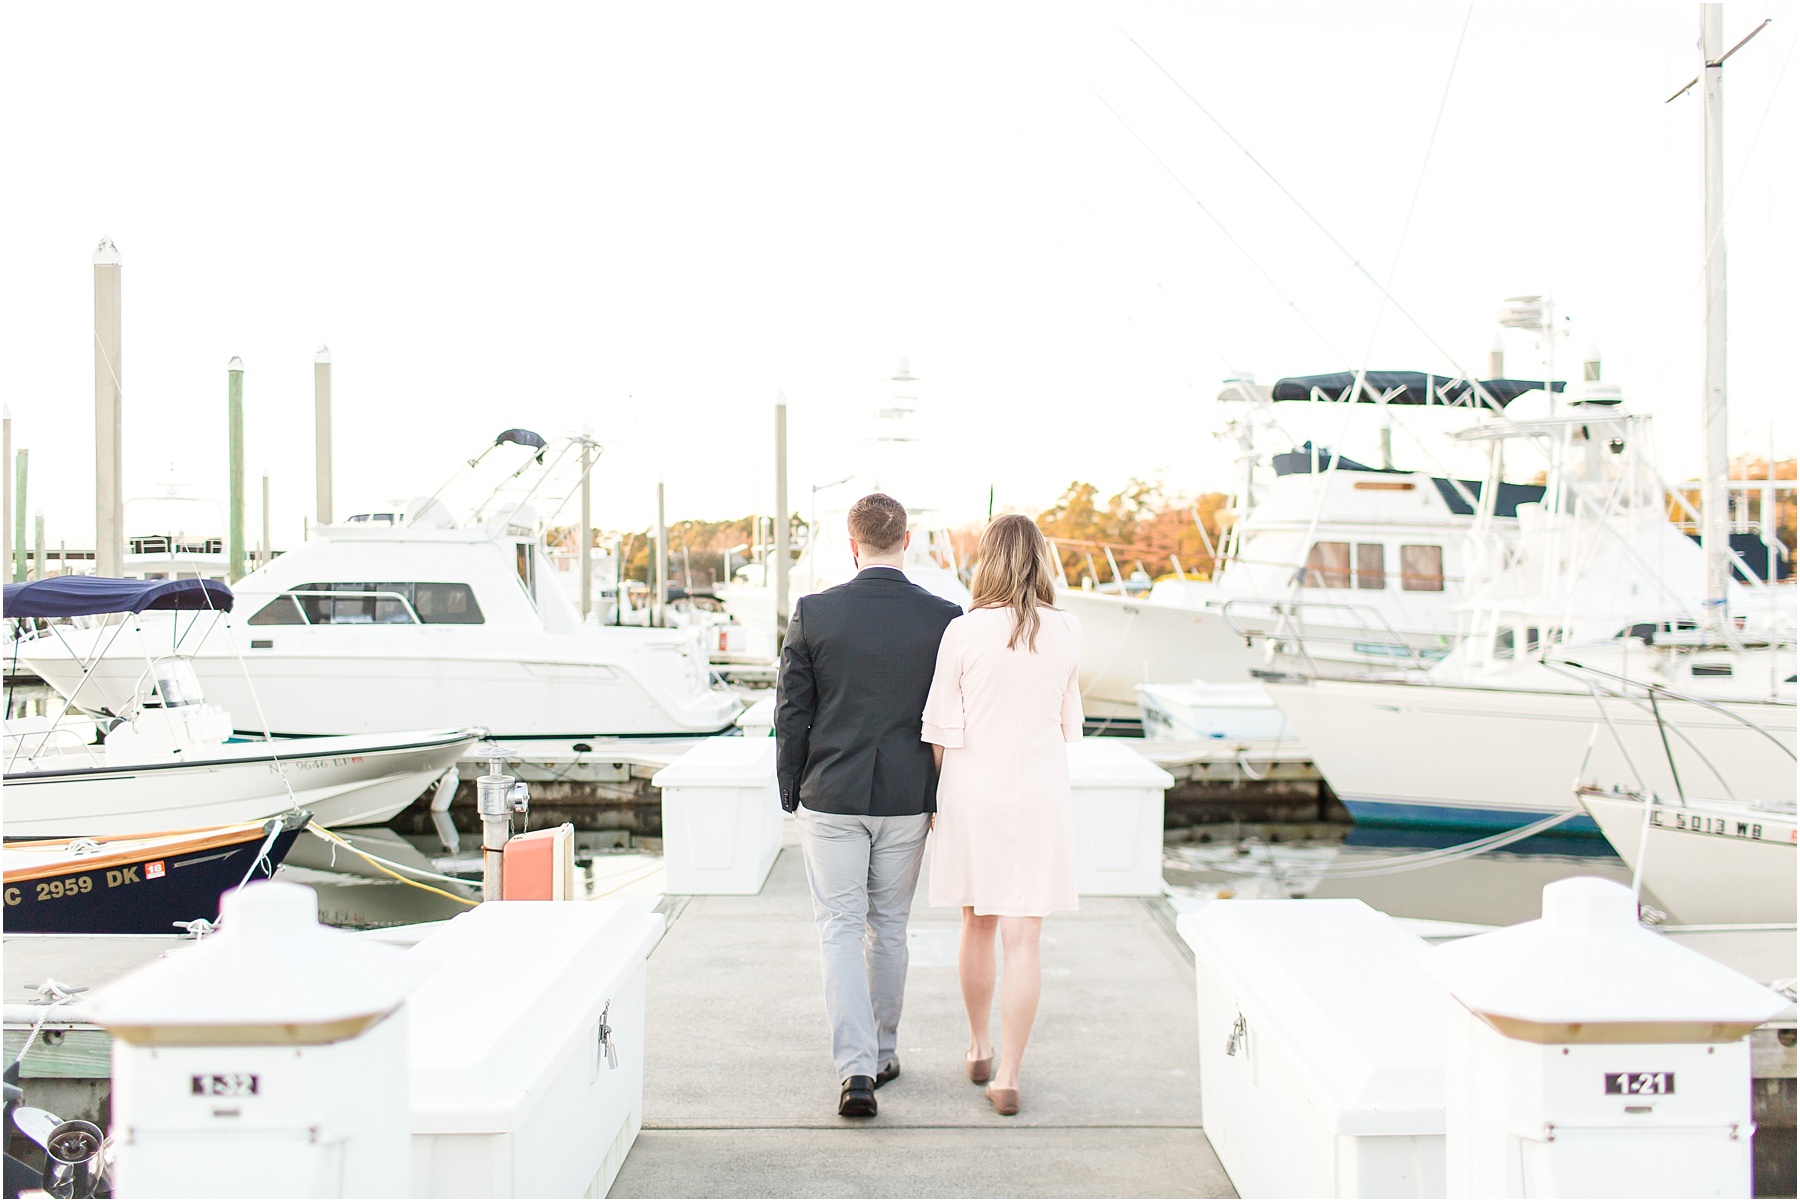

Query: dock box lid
left=1179, top=899, right=1447, bottom=1135
left=405, top=899, right=664, bottom=1132
left=1066, top=739, right=1176, bottom=788
left=651, top=738, right=777, bottom=788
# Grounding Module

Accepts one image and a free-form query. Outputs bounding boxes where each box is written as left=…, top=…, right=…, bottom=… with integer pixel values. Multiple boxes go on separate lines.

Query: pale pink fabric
left=922, top=605, right=1083, bottom=916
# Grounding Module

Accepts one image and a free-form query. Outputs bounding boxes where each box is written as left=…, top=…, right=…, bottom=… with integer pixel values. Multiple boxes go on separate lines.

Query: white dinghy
left=4, top=575, right=479, bottom=839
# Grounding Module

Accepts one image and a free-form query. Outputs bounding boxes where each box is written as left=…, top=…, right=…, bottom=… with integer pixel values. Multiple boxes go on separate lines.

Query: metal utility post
left=1699, top=4, right=1731, bottom=629
left=33, top=510, right=44, bottom=581
left=314, top=346, right=333, bottom=527
left=12, top=448, right=27, bottom=583
left=579, top=436, right=593, bottom=619
left=653, top=481, right=668, bottom=628
left=475, top=751, right=529, bottom=902
left=227, top=358, right=246, bottom=581
left=94, top=239, right=124, bottom=578
left=260, top=470, right=272, bottom=569
left=774, top=394, right=790, bottom=645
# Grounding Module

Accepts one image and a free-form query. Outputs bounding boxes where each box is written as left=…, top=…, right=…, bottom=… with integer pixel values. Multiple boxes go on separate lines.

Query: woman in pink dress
left=921, top=514, right=1082, bottom=1116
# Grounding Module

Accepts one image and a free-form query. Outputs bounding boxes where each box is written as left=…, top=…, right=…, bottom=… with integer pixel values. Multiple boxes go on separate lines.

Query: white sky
left=3, top=2, right=1795, bottom=545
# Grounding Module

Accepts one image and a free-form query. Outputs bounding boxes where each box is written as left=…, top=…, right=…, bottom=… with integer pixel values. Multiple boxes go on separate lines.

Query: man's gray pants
left=795, top=807, right=931, bottom=1082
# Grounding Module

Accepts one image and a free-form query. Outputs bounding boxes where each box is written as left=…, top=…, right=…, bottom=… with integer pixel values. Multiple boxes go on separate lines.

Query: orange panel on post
left=500, top=824, right=577, bottom=900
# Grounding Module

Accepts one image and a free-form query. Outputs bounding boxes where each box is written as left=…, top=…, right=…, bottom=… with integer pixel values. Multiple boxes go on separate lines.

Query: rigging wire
left=1087, top=86, right=1350, bottom=365
left=1109, top=12, right=1515, bottom=390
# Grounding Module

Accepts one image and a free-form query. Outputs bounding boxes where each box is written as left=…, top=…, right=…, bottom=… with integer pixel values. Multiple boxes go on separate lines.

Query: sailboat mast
left=1700, top=3, right=1731, bottom=629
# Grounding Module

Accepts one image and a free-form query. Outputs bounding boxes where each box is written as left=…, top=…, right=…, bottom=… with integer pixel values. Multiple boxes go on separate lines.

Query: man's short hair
left=847, top=493, right=908, bottom=554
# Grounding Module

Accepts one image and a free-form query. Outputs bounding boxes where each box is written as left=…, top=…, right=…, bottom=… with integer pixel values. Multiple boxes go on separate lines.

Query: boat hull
left=1265, top=676, right=1796, bottom=832
left=17, top=626, right=742, bottom=739
left=1581, top=790, right=1797, bottom=925
left=4, top=729, right=479, bottom=839
left=3, top=820, right=305, bottom=933
left=1058, top=590, right=1258, bottom=720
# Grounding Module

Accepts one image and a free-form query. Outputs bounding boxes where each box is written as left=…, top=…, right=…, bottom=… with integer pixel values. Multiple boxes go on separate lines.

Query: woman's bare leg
left=993, top=916, right=1042, bottom=1090
left=959, top=908, right=998, bottom=1060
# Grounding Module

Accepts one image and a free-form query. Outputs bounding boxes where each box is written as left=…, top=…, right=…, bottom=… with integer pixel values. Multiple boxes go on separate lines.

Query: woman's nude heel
left=966, top=1054, right=993, bottom=1084
left=985, top=1084, right=1020, bottom=1115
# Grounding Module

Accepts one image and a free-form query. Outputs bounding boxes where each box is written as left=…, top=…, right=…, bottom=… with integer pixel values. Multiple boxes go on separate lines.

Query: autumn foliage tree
left=1027, top=479, right=1232, bottom=585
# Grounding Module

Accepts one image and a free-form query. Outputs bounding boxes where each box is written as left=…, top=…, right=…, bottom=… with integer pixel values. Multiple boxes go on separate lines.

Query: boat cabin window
left=1354, top=544, right=1385, bottom=590
left=245, top=582, right=485, bottom=625
left=1302, top=542, right=1387, bottom=589
left=516, top=543, right=537, bottom=603
left=1301, top=542, right=1351, bottom=588
left=1399, top=544, right=1444, bottom=592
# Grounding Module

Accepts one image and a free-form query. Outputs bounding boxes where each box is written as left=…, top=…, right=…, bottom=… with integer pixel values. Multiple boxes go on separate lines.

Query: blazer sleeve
left=773, top=598, right=815, bottom=811
left=920, top=619, right=965, bottom=748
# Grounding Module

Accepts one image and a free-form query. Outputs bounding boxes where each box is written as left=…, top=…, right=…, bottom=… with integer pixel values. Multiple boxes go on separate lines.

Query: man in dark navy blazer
left=775, top=492, right=962, bottom=1118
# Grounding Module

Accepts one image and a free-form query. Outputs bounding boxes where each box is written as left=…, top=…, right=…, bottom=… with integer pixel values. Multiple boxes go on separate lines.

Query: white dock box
left=652, top=737, right=783, bottom=895
left=405, top=900, right=664, bottom=1198
left=1068, top=739, right=1175, bottom=896
left=1180, top=900, right=1448, bottom=1198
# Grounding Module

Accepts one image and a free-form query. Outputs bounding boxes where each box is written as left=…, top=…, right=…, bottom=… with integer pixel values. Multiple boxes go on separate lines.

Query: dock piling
left=579, top=435, right=593, bottom=619
left=260, top=469, right=271, bottom=568
left=314, top=346, right=333, bottom=526
left=12, top=447, right=26, bottom=583
left=227, top=357, right=246, bottom=581
left=32, top=509, right=44, bottom=582
left=653, top=481, right=668, bottom=628
left=2, top=407, right=10, bottom=583
left=774, top=394, right=789, bottom=644
left=93, top=239, right=123, bottom=578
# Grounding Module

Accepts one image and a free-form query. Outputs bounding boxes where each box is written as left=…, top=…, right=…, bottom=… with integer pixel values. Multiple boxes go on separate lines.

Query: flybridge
left=1271, top=371, right=1569, bottom=409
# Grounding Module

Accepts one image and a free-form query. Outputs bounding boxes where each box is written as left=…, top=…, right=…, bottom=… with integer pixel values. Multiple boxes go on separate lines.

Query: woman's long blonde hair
left=969, top=514, right=1059, bottom=651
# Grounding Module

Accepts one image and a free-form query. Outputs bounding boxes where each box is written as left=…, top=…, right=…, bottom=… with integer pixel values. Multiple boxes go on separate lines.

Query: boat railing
left=2, top=723, right=102, bottom=770
left=1542, top=657, right=1797, bottom=769
left=1218, top=597, right=1449, bottom=680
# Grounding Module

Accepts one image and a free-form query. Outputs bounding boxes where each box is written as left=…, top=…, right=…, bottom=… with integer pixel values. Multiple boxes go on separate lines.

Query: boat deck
left=610, top=824, right=1237, bottom=1198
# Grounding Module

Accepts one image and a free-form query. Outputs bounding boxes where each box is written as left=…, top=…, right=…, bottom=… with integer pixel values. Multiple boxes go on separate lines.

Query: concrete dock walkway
left=611, top=828, right=1235, bottom=1198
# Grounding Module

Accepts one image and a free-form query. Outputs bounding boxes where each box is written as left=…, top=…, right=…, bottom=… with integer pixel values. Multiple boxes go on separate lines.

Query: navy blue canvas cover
left=1271, top=371, right=1566, bottom=408
left=3, top=576, right=234, bottom=618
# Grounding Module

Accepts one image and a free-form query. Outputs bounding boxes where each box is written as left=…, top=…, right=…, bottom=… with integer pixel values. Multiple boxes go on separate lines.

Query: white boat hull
left=1265, top=675, right=1797, bottom=831
left=1058, top=590, right=1258, bottom=721
left=19, top=625, right=741, bottom=739
left=4, top=728, right=480, bottom=839
left=1580, top=790, right=1797, bottom=924
left=1136, top=681, right=1294, bottom=741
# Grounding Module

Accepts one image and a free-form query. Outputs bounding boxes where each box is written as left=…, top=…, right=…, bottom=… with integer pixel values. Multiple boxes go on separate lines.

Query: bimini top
left=1272, top=371, right=1566, bottom=409
left=3, top=575, right=234, bottom=619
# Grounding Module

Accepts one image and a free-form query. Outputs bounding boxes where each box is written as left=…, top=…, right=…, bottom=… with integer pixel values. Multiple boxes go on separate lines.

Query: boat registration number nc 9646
left=1605, top=1071, right=1674, bottom=1095
left=192, top=1074, right=259, bottom=1097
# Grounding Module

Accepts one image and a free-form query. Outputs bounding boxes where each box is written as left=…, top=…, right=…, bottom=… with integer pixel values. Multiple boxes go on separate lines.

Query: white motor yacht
left=15, top=432, right=745, bottom=742
left=5, top=576, right=480, bottom=838
left=1263, top=400, right=1796, bottom=830
left=1061, top=372, right=1554, bottom=726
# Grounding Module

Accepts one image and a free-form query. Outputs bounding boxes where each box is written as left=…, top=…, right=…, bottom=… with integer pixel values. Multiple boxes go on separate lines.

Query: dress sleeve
left=1060, top=666, right=1085, bottom=743
left=1060, top=612, right=1084, bottom=743
left=920, top=620, right=965, bottom=748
